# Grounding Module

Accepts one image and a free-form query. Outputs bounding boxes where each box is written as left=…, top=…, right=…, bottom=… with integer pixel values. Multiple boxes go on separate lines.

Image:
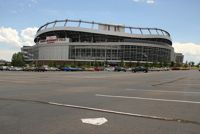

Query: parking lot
left=0, top=70, right=200, bottom=134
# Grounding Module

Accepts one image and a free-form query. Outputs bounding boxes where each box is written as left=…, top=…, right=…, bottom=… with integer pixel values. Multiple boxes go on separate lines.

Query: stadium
left=22, top=19, right=175, bottom=65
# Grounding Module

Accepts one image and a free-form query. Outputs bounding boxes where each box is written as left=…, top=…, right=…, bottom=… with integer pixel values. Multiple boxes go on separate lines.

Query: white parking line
left=81, top=117, right=108, bottom=125
left=1, top=97, right=200, bottom=125
left=96, top=94, right=200, bottom=104
left=126, top=89, right=200, bottom=94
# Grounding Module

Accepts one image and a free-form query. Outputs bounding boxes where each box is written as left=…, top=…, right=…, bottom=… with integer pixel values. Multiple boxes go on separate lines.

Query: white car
left=0, top=66, right=8, bottom=71
left=8, top=66, right=16, bottom=71
left=14, top=67, right=23, bottom=71
left=104, top=67, right=115, bottom=71
left=49, top=67, right=60, bottom=71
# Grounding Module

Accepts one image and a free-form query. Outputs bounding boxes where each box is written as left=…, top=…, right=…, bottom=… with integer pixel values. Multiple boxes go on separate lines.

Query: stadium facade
left=21, top=19, right=175, bottom=65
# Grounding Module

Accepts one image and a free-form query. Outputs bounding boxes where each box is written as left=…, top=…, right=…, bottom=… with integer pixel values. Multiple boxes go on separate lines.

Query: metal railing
left=37, top=19, right=170, bottom=37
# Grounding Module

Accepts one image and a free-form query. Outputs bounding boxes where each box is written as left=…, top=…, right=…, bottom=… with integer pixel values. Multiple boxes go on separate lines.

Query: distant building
left=21, top=19, right=175, bottom=65
left=21, top=46, right=34, bottom=62
left=175, top=53, right=184, bottom=64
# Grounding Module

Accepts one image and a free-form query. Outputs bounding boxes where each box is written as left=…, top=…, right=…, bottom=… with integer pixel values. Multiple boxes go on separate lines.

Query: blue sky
left=0, top=0, right=200, bottom=62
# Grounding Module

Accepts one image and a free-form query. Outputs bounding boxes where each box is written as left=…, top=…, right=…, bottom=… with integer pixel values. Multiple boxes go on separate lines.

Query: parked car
left=14, top=67, right=23, bottom=71
left=85, top=67, right=95, bottom=71
left=162, top=67, right=170, bottom=71
left=34, top=67, right=47, bottom=72
left=94, top=67, right=104, bottom=71
left=149, top=67, right=161, bottom=71
left=23, top=67, right=36, bottom=71
left=7, top=66, right=16, bottom=71
left=0, top=66, right=8, bottom=71
left=114, top=66, right=126, bottom=72
left=126, top=68, right=132, bottom=71
left=171, top=67, right=181, bottom=70
left=104, top=67, right=115, bottom=71
left=132, top=66, right=148, bottom=73
left=48, top=67, right=60, bottom=71
left=62, top=67, right=83, bottom=71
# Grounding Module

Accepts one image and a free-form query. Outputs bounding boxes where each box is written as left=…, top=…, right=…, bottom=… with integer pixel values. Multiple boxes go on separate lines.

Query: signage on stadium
left=46, top=36, right=57, bottom=43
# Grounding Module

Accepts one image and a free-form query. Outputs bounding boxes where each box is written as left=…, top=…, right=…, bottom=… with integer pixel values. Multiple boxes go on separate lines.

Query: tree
left=159, top=62, right=163, bottom=68
left=189, top=61, right=195, bottom=67
left=144, top=62, right=149, bottom=68
left=4, top=62, right=8, bottom=66
left=170, top=61, right=174, bottom=67
left=196, top=62, right=200, bottom=68
left=152, top=62, right=158, bottom=67
left=163, top=62, right=168, bottom=67
left=183, top=61, right=188, bottom=68
left=11, top=52, right=25, bottom=67
left=119, top=60, right=124, bottom=67
left=136, top=61, right=140, bottom=67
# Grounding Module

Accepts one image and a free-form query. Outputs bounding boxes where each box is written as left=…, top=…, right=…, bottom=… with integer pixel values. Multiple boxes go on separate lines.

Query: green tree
left=4, top=62, right=8, bottom=66
left=144, top=62, right=149, bottom=68
left=136, top=61, right=140, bottom=67
left=170, top=61, right=174, bottom=67
left=196, top=62, right=200, bottom=68
left=189, top=61, right=195, bottom=67
left=163, top=62, right=168, bottom=67
left=11, top=52, right=25, bottom=67
left=159, top=62, right=163, bottom=68
left=120, top=60, right=124, bottom=67
left=152, top=62, right=158, bottom=67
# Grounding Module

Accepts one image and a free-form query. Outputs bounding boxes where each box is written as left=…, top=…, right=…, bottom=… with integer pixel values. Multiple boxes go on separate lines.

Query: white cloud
left=20, top=27, right=38, bottom=46
left=0, top=27, right=38, bottom=61
left=132, top=0, right=155, bottom=4
left=133, top=0, right=140, bottom=2
left=0, top=27, right=21, bottom=47
left=173, top=42, right=200, bottom=64
left=0, top=27, right=38, bottom=48
left=146, top=0, right=155, bottom=4
left=0, top=49, right=19, bottom=61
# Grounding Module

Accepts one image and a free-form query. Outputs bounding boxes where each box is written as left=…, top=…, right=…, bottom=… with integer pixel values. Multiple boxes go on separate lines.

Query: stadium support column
left=104, top=38, right=107, bottom=66
left=78, top=33, right=81, bottom=42
left=91, top=35, right=94, bottom=42
left=74, top=45, right=76, bottom=66
left=104, top=45, right=107, bottom=66
left=139, top=28, right=143, bottom=35
left=129, top=27, right=132, bottom=34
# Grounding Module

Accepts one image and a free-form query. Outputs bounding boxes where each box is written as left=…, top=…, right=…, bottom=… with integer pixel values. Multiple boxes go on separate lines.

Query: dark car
left=34, top=67, right=47, bottom=72
left=132, top=66, right=148, bottom=73
left=114, top=66, right=126, bottom=72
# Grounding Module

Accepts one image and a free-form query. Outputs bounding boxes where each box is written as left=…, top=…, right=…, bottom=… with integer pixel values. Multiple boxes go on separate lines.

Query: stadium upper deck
left=34, top=19, right=172, bottom=45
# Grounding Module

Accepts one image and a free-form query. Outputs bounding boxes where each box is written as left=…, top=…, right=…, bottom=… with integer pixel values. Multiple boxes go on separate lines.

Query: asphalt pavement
left=0, top=70, right=200, bottom=134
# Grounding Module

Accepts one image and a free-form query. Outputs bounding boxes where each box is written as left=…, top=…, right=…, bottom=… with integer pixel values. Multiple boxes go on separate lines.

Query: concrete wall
left=36, top=42, right=173, bottom=62
left=39, top=43, right=69, bottom=60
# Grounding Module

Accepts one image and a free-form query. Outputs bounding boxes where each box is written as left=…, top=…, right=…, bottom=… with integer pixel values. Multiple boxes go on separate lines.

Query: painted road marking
left=126, top=89, right=200, bottom=94
left=0, top=97, right=199, bottom=125
left=81, top=117, right=108, bottom=125
left=96, top=94, right=200, bottom=104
